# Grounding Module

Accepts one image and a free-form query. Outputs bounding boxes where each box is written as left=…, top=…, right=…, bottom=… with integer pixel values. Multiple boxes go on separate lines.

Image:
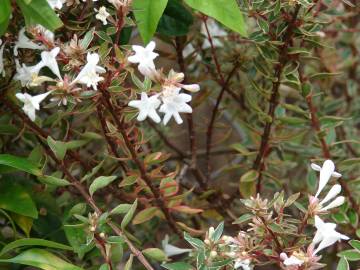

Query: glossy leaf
left=184, top=0, right=247, bottom=37
left=0, top=248, right=83, bottom=270
left=0, top=0, right=11, bottom=36
left=89, top=176, right=117, bottom=196
left=0, top=154, right=41, bottom=176
left=133, top=0, right=168, bottom=44
left=16, top=0, right=63, bottom=31
left=143, top=248, right=167, bottom=261
left=121, top=199, right=137, bottom=229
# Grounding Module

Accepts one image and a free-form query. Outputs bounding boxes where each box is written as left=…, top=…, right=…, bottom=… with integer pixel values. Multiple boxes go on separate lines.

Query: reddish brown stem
left=253, top=5, right=301, bottom=193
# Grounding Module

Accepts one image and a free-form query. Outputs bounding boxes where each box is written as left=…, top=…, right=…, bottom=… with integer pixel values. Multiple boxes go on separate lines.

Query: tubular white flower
left=14, top=28, right=46, bottom=56
left=180, top=83, right=200, bottom=92
left=320, top=196, right=345, bottom=212
left=128, top=92, right=161, bottom=123
left=0, top=40, right=5, bottom=77
left=73, top=52, right=105, bottom=90
left=14, top=60, right=45, bottom=87
left=162, top=235, right=191, bottom=257
left=40, top=47, right=62, bottom=79
left=159, top=86, right=192, bottom=125
left=95, top=6, right=110, bottom=25
left=16, top=91, right=52, bottom=121
left=312, top=215, right=349, bottom=255
left=311, top=160, right=342, bottom=198
left=319, top=184, right=341, bottom=206
left=128, top=41, right=159, bottom=78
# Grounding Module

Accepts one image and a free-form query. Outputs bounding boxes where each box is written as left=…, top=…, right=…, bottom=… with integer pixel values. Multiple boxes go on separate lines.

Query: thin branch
left=253, top=5, right=302, bottom=193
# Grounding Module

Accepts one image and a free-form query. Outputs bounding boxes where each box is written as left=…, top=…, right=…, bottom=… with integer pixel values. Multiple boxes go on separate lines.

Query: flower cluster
left=9, top=27, right=105, bottom=121
left=127, top=41, right=200, bottom=125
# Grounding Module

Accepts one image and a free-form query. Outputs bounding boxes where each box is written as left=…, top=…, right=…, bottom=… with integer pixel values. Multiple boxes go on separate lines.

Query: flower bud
left=210, top=250, right=217, bottom=258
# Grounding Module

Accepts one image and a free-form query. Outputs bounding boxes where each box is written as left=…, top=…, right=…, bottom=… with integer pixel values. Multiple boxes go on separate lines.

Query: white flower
left=311, top=160, right=341, bottom=198
left=318, top=184, right=345, bottom=212
left=162, top=235, right=192, bottom=257
left=73, top=52, right=105, bottom=90
left=159, top=86, right=192, bottom=125
left=40, top=47, right=62, bottom=79
left=95, top=6, right=110, bottom=25
left=128, top=92, right=161, bottom=123
left=14, top=60, right=44, bottom=87
left=312, top=215, right=349, bottom=255
left=0, top=40, right=5, bottom=77
left=47, top=0, right=65, bottom=9
left=128, top=41, right=158, bottom=78
left=234, top=259, right=252, bottom=270
left=14, top=28, right=46, bottom=56
left=15, top=91, right=52, bottom=121
left=280, top=252, right=304, bottom=266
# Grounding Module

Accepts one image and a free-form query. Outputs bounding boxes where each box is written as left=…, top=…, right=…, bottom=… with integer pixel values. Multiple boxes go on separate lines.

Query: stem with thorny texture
left=1, top=98, right=155, bottom=270
left=253, top=5, right=301, bottom=194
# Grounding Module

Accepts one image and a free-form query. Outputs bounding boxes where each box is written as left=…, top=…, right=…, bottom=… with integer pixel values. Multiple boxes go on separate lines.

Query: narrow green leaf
left=162, top=262, right=194, bottom=270
left=16, top=0, right=63, bottom=31
left=0, top=238, right=73, bottom=256
left=38, top=175, right=71, bottom=187
left=336, top=257, right=349, bottom=270
left=184, top=232, right=204, bottom=249
left=132, top=207, right=159, bottom=225
left=47, top=136, right=67, bottom=160
left=0, top=248, right=83, bottom=270
left=121, top=199, right=137, bottom=229
left=89, top=176, right=117, bottom=196
left=133, top=0, right=169, bottom=44
left=0, top=179, right=38, bottom=218
left=110, top=204, right=132, bottom=216
left=143, top=248, right=167, bottom=261
left=184, top=0, right=247, bottom=37
left=0, top=154, right=41, bottom=175
left=0, top=0, right=11, bottom=36
left=124, top=254, right=133, bottom=270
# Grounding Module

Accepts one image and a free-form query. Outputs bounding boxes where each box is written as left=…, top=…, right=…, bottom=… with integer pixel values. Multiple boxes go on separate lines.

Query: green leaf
left=121, top=199, right=137, bottom=229
left=143, top=248, right=167, bottom=261
left=0, top=248, right=83, bottom=270
left=337, top=250, right=360, bottom=261
left=239, top=170, right=258, bottom=198
left=233, top=213, right=253, bottom=225
left=210, top=222, right=224, bottom=242
left=349, top=240, right=360, bottom=252
left=133, top=207, right=159, bottom=225
left=12, top=214, right=33, bottom=237
left=47, top=136, right=67, bottom=160
left=81, top=159, right=105, bottom=182
left=184, top=232, right=204, bottom=249
left=38, top=175, right=71, bottom=187
left=0, top=238, right=73, bottom=256
left=336, top=257, right=349, bottom=270
left=0, top=179, right=38, bottom=218
left=157, top=0, right=194, bottom=37
left=110, top=204, right=132, bottom=216
left=0, top=0, right=11, bottom=36
left=184, top=0, right=247, bottom=37
left=124, top=254, right=133, bottom=270
left=162, top=262, right=194, bottom=270
left=15, top=0, right=63, bottom=31
left=0, top=154, right=41, bottom=175
left=133, top=0, right=169, bottom=44
left=89, top=176, right=117, bottom=196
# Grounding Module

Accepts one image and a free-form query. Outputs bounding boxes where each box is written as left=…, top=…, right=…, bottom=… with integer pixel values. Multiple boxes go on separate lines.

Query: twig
left=253, top=5, right=301, bottom=193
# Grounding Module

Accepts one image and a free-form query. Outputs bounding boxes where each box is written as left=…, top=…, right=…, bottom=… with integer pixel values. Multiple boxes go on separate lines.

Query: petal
left=128, top=100, right=141, bottom=108
left=15, top=93, right=26, bottom=102
left=332, top=171, right=342, bottom=178
left=319, top=184, right=341, bottom=206
left=128, top=55, right=141, bottom=64
left=146, top=41, right=156, bottom=52
left=173, top=111, right=183, bottom=124
left=148, top=109, right=161, bottom=123
left=162, top=113, right=171, bottom=125
left=314, top=235, right=338, bottom=255
left=320, top=196, right=345, bottom=211
left=311, top=163, right=321, bottom=171
left=137, top=110, right=148, bottom=121
left=182, top=84, right=200, bottom=92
